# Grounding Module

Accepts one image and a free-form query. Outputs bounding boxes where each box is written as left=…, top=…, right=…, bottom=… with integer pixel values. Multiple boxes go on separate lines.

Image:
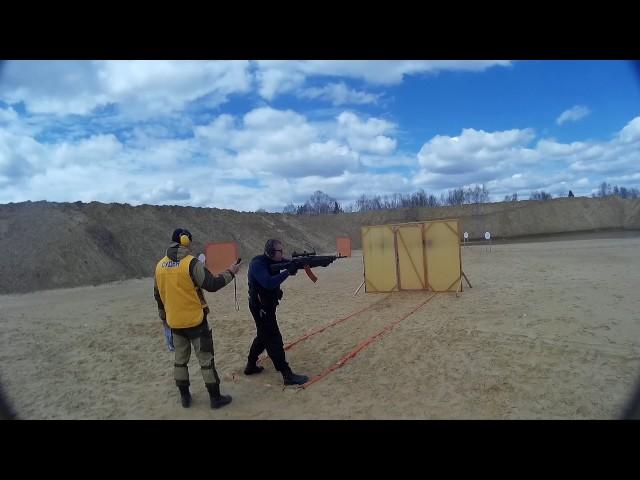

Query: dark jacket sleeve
left=250, top=257, right=289, bottom=290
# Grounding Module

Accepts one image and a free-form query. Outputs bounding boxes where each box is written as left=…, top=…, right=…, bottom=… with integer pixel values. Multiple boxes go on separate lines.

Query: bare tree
left=282, top=202, right=297, bottom=214
left=465, top=184, right=490, bottom=204
left=446, top=188, right=465, bottom=206
left=530, top=191, right=552, bottom=201
left=598, top=182, right=611, bottom=198
left=503, top=193, right=518, bottom=202
left=427, top=194, right=439, bottom=207
left=308, top=190, right=335, bottom=215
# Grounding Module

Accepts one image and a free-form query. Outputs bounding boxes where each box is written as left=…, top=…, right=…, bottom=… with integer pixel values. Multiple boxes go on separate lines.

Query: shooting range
left=3, top=203, right=639, bottom=420
left=336, top=236, right=352, bottom=257
left=3, top=58, right=640, bottom=421
left=204, top=241, right=238, bottom=274
left=361, top=219, right=466, bottom=293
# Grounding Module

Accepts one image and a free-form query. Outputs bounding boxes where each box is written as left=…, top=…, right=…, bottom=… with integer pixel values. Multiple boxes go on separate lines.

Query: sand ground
left=1, top=233, right=639, bottom=419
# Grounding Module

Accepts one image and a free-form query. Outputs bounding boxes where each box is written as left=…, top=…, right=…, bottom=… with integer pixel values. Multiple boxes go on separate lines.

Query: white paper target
left=463, top=232, right=469, bottom=239
left=484, top=232, right=491, bottom=240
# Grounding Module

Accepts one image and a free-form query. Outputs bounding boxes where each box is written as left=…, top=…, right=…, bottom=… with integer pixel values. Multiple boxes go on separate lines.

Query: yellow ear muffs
left=180, top=234, right=191, bottom=247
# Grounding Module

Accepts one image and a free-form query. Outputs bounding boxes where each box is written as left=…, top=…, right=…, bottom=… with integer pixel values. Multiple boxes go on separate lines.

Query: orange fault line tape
left=300, top=293, right=438, bottom=390
left=257, top=293, right=392, bottom=365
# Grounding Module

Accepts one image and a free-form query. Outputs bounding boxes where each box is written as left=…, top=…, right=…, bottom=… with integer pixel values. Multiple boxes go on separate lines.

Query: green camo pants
left=172, top=320, right=220, bottom=388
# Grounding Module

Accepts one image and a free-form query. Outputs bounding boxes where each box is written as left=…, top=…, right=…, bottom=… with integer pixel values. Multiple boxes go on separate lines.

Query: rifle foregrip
left=269, top=255, right=339, bottom=274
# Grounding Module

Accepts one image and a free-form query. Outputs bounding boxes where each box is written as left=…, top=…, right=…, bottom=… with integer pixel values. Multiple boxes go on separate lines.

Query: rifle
left=269, top=249, right=343, bottom=282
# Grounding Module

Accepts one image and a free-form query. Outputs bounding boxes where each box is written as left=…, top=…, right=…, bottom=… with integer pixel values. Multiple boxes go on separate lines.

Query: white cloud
left=618, top=116, right=640, bottom=143
left=0, top=60, right=252, bottom=117
left=298, top=82, right=381, bottom=106
left=48, top=134, right=124, bottom=168
left=485, top=171, right=578, bottom=197
left=0, top=98, right=416, bottom=210
left=134, top=180, right=192, bottom=203
left=193, top=107, right=406, bottom=177
left=2, top=60, right=639, bottom=215
left=233, top=140, right=358, bottom=177
left=359, top=153, right=416, bottom=169
left=2, top=105, right=399, bottom=207
left=0, top=129, right=46, bottom=183
left=254, top=62, right=307, bottom=101
left=242, top=107, right=306, bottom=129
left=230, top=108, right=318, bottom=154
left=0, top=60, right=512, bottom=126
left=413, top=116, right=640, bottom=198
left=194, top=114, right=236, bottom=144
left=0, top=61, right=105, bottom=115
left=259, top=171, right=413, bottom=210
left=556, top=105, right=591, bottom=126
left=417, top=127, right=537, bottom=175
left=254, top=60, right=511, bottom=100
left=563, top=120, right=640, bottom=175
left=336, top=111, right=397, bottom=155
left=536, top=139, right=589, bottom=156
left=0, top=106, right=19, bottom=123
left=0, top=106, right=46, bottom=138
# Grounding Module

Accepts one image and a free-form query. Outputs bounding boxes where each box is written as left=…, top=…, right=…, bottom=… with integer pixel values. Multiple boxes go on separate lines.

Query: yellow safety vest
left=155, top=255, right=207, bottom=329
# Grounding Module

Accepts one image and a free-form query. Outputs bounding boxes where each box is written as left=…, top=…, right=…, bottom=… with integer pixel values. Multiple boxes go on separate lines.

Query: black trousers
left=247, top=302, right=290, bottom=373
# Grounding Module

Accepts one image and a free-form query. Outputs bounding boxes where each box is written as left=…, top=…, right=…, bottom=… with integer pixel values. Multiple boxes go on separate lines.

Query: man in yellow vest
left=154, top=228, right=241, bottom=409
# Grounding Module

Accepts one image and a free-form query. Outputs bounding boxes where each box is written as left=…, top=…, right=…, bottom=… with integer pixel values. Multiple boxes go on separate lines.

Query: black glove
left=287, top=263, right=298, bottom=275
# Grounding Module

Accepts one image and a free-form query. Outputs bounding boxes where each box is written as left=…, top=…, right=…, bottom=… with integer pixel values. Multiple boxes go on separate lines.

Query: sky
left=0, top=60, right=639, bottom=212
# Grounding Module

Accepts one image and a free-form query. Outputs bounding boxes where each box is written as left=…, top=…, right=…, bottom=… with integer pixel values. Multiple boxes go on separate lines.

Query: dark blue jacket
left=248, top=254, right=290, bottom=307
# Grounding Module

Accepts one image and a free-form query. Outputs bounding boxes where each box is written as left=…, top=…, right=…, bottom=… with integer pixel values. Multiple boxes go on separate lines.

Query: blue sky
left=0, top=60, right=638, bottom=211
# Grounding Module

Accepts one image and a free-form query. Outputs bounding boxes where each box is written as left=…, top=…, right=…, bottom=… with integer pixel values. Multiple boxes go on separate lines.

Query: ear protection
left=179, top=234, right=191, bottom=247
left=172, top=228, right=192, bottom=247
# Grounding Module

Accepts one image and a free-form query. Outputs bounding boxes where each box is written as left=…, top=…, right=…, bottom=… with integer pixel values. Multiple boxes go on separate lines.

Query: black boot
left=244, top=361, right=264, bottom=375
left=282, top=369, right=309, bottom=386
left=207, top=383, right=232, bottom=409
left=178, top=385, right=191, bottom=408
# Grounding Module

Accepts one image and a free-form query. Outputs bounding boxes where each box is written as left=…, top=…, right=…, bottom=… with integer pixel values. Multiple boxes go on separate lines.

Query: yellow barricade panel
left=362, top=226, right=398, bottom=292
left=425, top=220, right=461, bottom=291
left=396, top=225, right=426, bottom=290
